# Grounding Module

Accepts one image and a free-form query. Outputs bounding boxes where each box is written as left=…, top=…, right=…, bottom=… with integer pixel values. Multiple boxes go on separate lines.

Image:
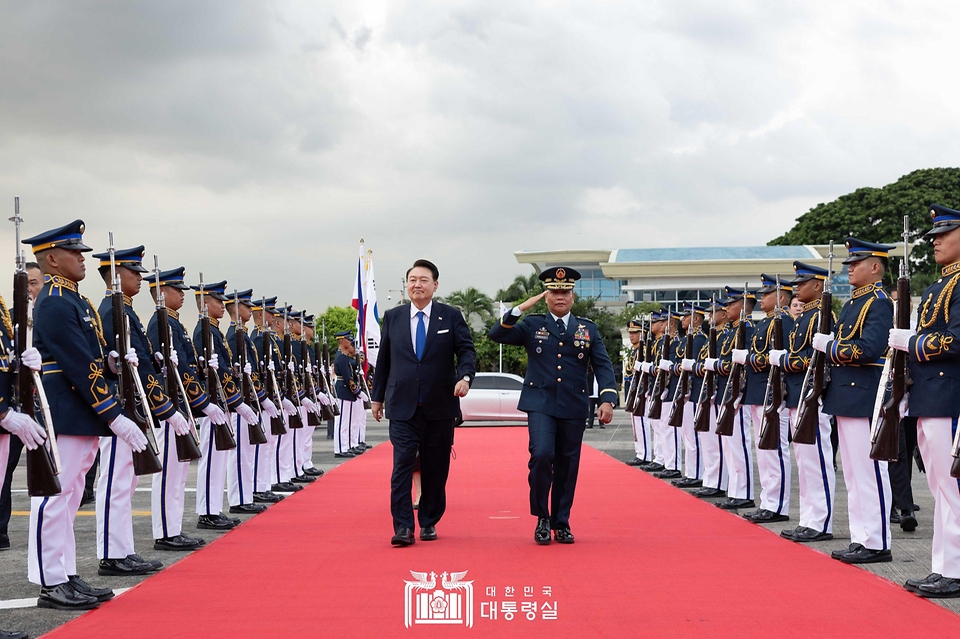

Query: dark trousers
left=389, top=407, right=454, bottom=531
left=889, top=417, right=917, bottom=514
left=0, top=435, right=24, bottom=537
left=527, top=411, right=585, bottom=527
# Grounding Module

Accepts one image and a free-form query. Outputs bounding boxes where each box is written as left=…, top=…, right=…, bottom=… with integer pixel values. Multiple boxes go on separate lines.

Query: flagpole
left=498, top=299, right=503, bottom=373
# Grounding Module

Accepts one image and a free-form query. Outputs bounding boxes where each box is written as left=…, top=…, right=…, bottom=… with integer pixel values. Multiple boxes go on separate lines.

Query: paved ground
left=0, top=409, right=956, bottom=636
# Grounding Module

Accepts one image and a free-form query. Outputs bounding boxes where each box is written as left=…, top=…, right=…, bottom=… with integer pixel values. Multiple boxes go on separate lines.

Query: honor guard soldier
left=192, top=279, right=250, bottom=529
left=489, top=266, right=618, bottom=544
left=624, top=319, right=648, bottom=466
left=287, top=309, right=320, bottom=483
left=634, top=313, right=664, bottom=469
left=742, top=274, right=794, bottom=523
left=690, top=300, right=729, bottom=498
left=146, top=266, right=216, bottom=550
left=297, top=313, right=328, bottom=476
left=890, top=204, right=960, bottom=598
left=25, top=221, right=146, bottom=610
left=770, top=261, right=837, bottom=542
left=269, top=305, right=303, bottom=491
left=250, top=297, right=289, bottom=500
left=653, top=312, right=684, bottom=480
left=226, top=289, right=279, bottom=513
left=334, top=330, right=367, bottom=458
left=715, top=286, right=756, bottom=510
left=675, top=304, right=708, bottom=488
left=92, top=245, right=177, bottom=576
left=818, top=238, right=894, bottom=564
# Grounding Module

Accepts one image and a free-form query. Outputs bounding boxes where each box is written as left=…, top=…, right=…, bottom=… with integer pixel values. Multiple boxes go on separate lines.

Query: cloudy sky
left=1, top=0, right=958, bottom=320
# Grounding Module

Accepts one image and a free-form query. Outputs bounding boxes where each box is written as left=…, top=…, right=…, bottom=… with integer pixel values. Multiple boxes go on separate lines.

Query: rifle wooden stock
left=693, top=324, right=717, bottom=432
left=871, top=276, right=909, bottom=461
left=300, top=336, right=321, bottom=426
left=261, top=331, right=287, bottom=436
left=201, top=314, right=237, bottom=451
left=758, top=312, right=785, bottom=450
left=283, top=331, right=304, bottom=429
left=716, top=319, right=747, bottom=436
left=234, top=324, right=268, bottom=445
left=667, top=330, right=694, bottom=427
left=623, top=367, right=640, bottom=414
left=313, top=340, right=336, bottom=421
left=793, top=293, right=832, bottom=445
left=154, top=305, right=202, bottom=462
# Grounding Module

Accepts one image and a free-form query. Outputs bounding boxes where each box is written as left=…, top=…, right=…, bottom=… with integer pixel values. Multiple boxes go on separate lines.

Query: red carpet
left=44, top=428, right=960, bottom=638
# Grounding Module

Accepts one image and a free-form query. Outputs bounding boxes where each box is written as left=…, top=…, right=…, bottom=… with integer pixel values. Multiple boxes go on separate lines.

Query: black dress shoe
left=98, top=556, right=154, bottom=576
left=67, top=575, right=114, bottom=601
left=349, top=446, right=365, bottom=454
left=334, top=452, right=356, bottom=458
left=420, top=525, right=438, bottom=541
left=788, top=526, right=833, bottom=542
left=127, top=553, right=162, bottom=571
left=197, top=514, right=235, bottom=530
left=554, top=525, right=575, bottom=544
left=916, top=577, right=960, bottom=598
left=889, top=510, right=901, bottom=524
left=391, top=528, right=415, bottom=546
left=254, top=491, right=284, bottom=503
left=653, top=469, right=682, bottom=479
left=0, top=533, right=9, bottom=551
left=0, top=629, right=28, bottom=639
left=229, top=503, right=267, bottom=514
left=291, top=474, right=316, bottom=484
left=626, top=458, right=645, bottom=466
left=303, top=467, right=324, bottom=477
left=717, top=498, right=755, bottom=510
left=640, top=462, right=665, bottom=473
left=840, top=547, right=892, bottom=564
left=905, top=573, right=942, bottom=593
left=219, top=514, right=241, bottom=526
left=691, top=487, right=725, bottom=498
left=900, top=512, right=918, bottom=532
left=272, top=482, right=301, bottom=492
left=743, top=509, right=789, bottom=523
left=38, top=582, right=99, bottom=611
left=831, top=543, right=864, bottom=560
left=154, top=534, right=204, bottom=551
left=672, top=478, right=702, bottom=488
left=534, top=518, right=551, bottom=545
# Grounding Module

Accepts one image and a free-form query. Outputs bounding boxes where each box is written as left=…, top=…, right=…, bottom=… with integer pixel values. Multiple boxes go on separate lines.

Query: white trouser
left=254, top=427, right=278, bottom=493
left=228, top=413, right=257, bottom=506
left=96, top=435, right=138, bottom=560
left=196, top=417, right=228, bottom=516
left=837, top=416, right=892, bottom=551
left=917, top=417, right=960, bottom=578
left=299, top=409, right=316, bottom=470
left=336, top=399, right=364, bottom=454
left=152, top=421, right=190, bottom=539
left=788, top=407, right=836, bottom=533
left=631, top=414, right=652, bottom=461
left=274, top=414, right=295, bottom=483
left=749, top=404, right=792, bottom=516
left=651, top=416, right=664, bottom=465
left=29, top=435, right=99, bottom=586
left=0, top=434, right=8, bottom=495
left=700, top=406, right=728, bottom=491
left=358, top=402, right=367, bottom=444
left=651, top=417, right=681, bottom=470
left=721, top=406, right=754, bottom=500
left=681, top=403, right=700, bottom=480
left=290, top=406, right=312, bottom=476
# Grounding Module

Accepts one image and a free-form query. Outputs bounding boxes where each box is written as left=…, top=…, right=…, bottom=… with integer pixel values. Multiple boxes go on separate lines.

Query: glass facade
left=629, top=288, right=724, bottom=313
left=573, top=269, right=625, bottom=301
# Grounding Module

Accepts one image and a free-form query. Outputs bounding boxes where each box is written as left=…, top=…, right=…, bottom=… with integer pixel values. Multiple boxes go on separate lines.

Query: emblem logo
left=404, top=570, right=474, bottom=628
left=555, top=268, right=566, bottom=280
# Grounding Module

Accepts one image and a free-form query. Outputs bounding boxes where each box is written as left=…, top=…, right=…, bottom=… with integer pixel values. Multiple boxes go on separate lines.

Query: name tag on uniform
left=437, top=329, right=449, bottom=334
left=535, top=328, right=550, bottom=341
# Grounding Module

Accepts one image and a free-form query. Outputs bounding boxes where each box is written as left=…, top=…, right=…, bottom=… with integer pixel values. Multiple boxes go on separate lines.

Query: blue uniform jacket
left=334, top=351, right=362, bottom=401
left=192, top=319, right=243, bottom=411
left=252, top=328, right=285, bottom=402
left=714, top=322, right=739, bottom=406
left=784, top=300, right=823, bottom=409
left=686, top=328, right=709, bottom=401
left=744, top=311, right=795, bottom=406
left=907, top=263, right=960, bottom=417
left=227, top=323, right=267, bottom=404
left=489, top=311, right=617, bottom=420
left=147, top=309, right=211, bottom=417
left=822, top=283, right=892, bottom=418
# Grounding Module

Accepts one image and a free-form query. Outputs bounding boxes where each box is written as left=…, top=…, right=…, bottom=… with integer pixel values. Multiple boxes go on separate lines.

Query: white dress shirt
left=410, top=301, right=433, bottom=354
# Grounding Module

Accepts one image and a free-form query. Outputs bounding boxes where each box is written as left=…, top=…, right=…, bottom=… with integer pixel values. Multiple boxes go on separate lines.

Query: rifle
left=646, top=311, right=673, bottom=420
left=355, top=351, right=373, bottom=410
left=152, top=257, right=202, bottom=462
left=283, top=305, right=304, bottom=429
left=298, top=316, right=322, bottom=426
left=632, top=318, right=651, bottom=417
left=758, top=275, right=786, bottom=450
left=667, top=315, right=695, bottom=427
left=321, top=319, right=340, bottom=417
left=259, top=298, right=287, bottom=436
left=716, top=284, right=750, bottom=436
left=10, top=199, right=62, bottom=496
left=871, top=217, right=911, bottom=461
left=952, top=421, right=960, bottom=478
left=312, top=327, right=337, bottom=421
left=694, top=297, right=718, bottom=432
left=793, top=242, right=835, bottom=444
left=233, top=290, right=268, bottom=445
left=198, top=274, right=237, bottom=450
left=109, top=234, right=162, bottom=475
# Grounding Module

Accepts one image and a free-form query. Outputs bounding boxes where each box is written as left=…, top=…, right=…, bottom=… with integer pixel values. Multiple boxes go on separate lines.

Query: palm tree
left=495, top=271, right=543, bottom=303
left=444, top=287, right=494, bottom=325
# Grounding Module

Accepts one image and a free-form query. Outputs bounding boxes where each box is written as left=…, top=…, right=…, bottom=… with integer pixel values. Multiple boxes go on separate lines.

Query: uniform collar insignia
left=942, top=262, right=960, bottom=277
left=167, top=308, right=180, bottom=321
left=802, top=299, right=821, bottom=312
left=45, top=274, right=78, bottom=293
left=851, top=282, right=882, bottom=299
left=765, top=310, right=775, bottom=318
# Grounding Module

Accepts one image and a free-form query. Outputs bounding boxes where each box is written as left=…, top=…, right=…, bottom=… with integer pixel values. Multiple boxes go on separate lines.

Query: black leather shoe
left=900, top=512, right=918, bottom=532
left=420, top=525, right=438, bottom=541
left=230, top=503, right=267, bottom=514
left=554, top=525, right=575, bottom=544
left=717, top=498, right=755, bottom=510
left=154, top=534, right=204, bottom=551
left=391, top=528, right=415, bottom=546
left=916, top=577, right=960, bottom=598
left=127, top=553, right=162, bottom=571
left=67, top=575, right=114, bottom=601
left=743, top=509, right=789, bottom=523
left=291, top=474, right=316, bottom=484
left=303, top=467, right=324, bottom=477
left=254, top=491, right=284, bottom=503
left=691, top=487, right=725, bottom=498
left=334, top=452, right=356, bottom=458
left=653, top=469, right=682, bottom=479
left=672, top=478, right=702, bottom=488
left=640, top=462, right=665, bottom=473
left=272, top=482, right=302, bottom=492
left=197, top=514, right=235, bottom=530
left=0, top=629, right=28, bottom=639
left=840, top=547, right=892, bottom=564
left=831, top=543, right=864, bottom=560
left=98, top=556, right=154, bottom=576
left=905, top=573, right=942, bottom=593
left=788, top=526, right=833, bottom=542
left=626, top=458, right=645, bottom=466
left=534, top=518, right=551, bottom=545
left=349, top=446, right=365, bottom=454
left=38, top=582, right=99, bottom=611
left=889, top=510, right=901, bottom=524
left=0, top=533, right=9, bottom=550
left=218, top=514, right=241, bottom=526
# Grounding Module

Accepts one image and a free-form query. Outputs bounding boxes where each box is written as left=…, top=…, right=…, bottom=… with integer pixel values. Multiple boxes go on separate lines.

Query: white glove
left=359, top=391, right=370, bottom=403
left=287, top=360, right=295, bottom=373
left=633, top=358, right=643, bottom=372
left=657, top=359, right=672, bottom=372
left=704, top=357, right=719, bottom=372
left=768, top=349, right=787, bottom=367
left=108, top=350, right=121, bottom=374
left=681, top=358, right=695, bottom=372
left=168, top=411, right=191, bottom=437
left=202, top=403, right=226, bottom=423
left=281, top=398, right=297, bottom=416
left=243, top=362, right=252, bottom=375
left=124, top=347, right=138, bottom=367
left=732, top=349, right=748, bottom=365
left=21, top=347, right=42, bottom=372
left=267, top=360, right=275, bottom=372
left=208, top=353, right=219, bottom=371
left=1, top=411, right=46, bottom=450
left=236, top=403, right=257, bottom=424
left=899, top=392, right=909, bottom=418
left=109, top=415, right=148, bottom=453
left=889, top=328, right=915, bottom=352
left=640, top=362, right=653, bottom=374
left=316, top=393, right=331, bottom=406
left=812, top=332, right=835, bottom=353
left=261, top=398, right=280, bottom=419
left=170, top=349, right=179, bottom=368
left=302, top=397, right=317, bottom=413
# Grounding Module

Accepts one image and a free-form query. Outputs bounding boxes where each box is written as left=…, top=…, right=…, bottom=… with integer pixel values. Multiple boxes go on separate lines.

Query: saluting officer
left=690, top=300, right=730, bottom=498
left=770, top=261, right=837, bottom=543
left=741, top=274, right=794, bottom=524
left=817, top=238, right=894, bottom=564
left=675, top=303, right=708, bottom=488
left=890, top=204, right=960, bottom=598
left=489, top=267, right=617, bottom=545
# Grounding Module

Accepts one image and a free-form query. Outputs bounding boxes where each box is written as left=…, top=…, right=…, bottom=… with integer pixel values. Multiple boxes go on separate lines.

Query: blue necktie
left=557, top=318, right=565, bottom=334
left=415, top=311, right=426, bottom=360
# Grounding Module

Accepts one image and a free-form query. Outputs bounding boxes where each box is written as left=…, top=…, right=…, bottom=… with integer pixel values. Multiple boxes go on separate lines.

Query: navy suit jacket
left=370, top=301, right=476, bottom=422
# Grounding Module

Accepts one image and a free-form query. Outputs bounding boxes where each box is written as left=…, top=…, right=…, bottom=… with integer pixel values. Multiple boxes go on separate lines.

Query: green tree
left=768, top=167, right=960, bottom=292
left=442, top=287, right=494, bottom=324
left=495, top=272, right=544, bottom=303
left=316, top=305, right=358, bottom=351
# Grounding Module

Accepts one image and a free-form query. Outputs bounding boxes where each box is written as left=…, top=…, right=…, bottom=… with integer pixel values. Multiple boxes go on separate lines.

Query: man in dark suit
left=371, top=259, right=476, bottom=546
left=489, top=267, right=618, bottom=545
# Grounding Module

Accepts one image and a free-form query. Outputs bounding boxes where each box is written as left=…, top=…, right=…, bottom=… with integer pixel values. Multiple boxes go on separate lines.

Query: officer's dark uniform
left=489, top=267, right=617, bottom=544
